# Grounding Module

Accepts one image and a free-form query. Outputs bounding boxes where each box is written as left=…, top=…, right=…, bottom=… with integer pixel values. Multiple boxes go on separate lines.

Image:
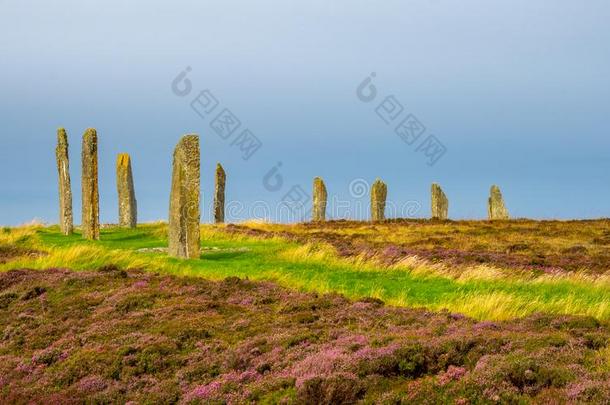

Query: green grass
left=1, top=223, right=609, bottom=321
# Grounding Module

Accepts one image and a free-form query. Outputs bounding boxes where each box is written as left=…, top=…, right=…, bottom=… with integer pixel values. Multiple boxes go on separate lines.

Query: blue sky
left=1, top=0, right=609, bottom=225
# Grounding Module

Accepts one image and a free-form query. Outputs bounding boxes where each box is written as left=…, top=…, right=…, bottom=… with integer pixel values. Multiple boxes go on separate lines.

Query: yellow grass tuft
left=0, top=225, right=41, bottom=246
left=596, top=346, right=610, bottom=372
left=443, top=291, right=610, bottom=321
left=0, top=244, right=154, bottom=273
left=278, top=243, right=337, bottom=262
left=443, top=292, right=542, bottom=320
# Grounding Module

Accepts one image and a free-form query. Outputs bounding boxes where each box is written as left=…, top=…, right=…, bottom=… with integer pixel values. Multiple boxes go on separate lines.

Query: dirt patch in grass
left=0, top=244, right=44, bottom=265
left=0, top=268, right=608, bottom=403
left=225, top=220, right=610, bottom=274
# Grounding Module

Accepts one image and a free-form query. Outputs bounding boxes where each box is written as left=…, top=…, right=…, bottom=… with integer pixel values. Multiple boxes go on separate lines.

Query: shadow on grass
left=105, top=233, right=153, bottom=242
left=200, top=250, right=250, bottom=261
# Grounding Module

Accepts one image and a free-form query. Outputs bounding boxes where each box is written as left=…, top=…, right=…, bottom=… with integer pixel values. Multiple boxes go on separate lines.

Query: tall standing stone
left=431, top=183, right=448, bottom=220
left=312, top=177, right=328, bottom=222
left=168, top=134, right=200, bottom=258
left=116, top=153, right=137, bottom=228
left=81, top=128, right=100, bottom=240
left=370, top=178, right=387, bottom=222
left=213, top=163, right=226, bottom=224
left=56, top=128, right=73, bottom=235
left=488, top=185, right=509, bottom=220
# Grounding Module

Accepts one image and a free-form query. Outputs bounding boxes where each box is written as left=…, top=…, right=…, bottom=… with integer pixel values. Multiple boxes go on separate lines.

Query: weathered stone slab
left=370, top=178, right=387, bottom=222
left=488, top=185, right=509, bottom=220
left=168, top=134, right=200, bottom=258
left=116, top=153, right=137, bottom=228
left=214, top=163, right=226, bottom=224
left=431, top=183, right=448, bottom=220
left=81, top=128, right=100, bottom=240
left=56, top=128, right=73, bottom=235
left=312, top=177, right=328, bottom=222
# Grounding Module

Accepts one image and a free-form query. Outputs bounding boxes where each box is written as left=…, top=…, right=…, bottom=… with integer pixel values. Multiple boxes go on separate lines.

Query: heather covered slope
left=235, top=219, right=610, bottom=274
left=1, top=268, right=609, bottom=403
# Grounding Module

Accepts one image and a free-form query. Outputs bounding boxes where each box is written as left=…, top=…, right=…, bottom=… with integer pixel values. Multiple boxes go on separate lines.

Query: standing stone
left=312, top=177, right=328, bottom=222
left=55, top=128, right=73, bottom=235
left=168, top=134, right=200, bottom=259
left=213, top=163, right=226, bottom=224
left=488, top=185, right=509, bottom=220
left=370, top=178, right=387, bottom=222
left=431, top=183, right=448, bottom=220
left=81, top=128, right=100, bottom=240
left=116, top=153, right=137, bottom=228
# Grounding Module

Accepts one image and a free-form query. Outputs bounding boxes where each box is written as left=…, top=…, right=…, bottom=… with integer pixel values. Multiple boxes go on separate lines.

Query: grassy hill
left=1, top=221, right=609, bottom=321
left=0, top=220, right=609, bottom=403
